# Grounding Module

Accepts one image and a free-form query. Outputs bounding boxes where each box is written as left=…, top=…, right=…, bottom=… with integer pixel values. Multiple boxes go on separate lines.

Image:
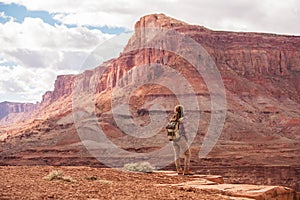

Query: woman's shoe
left=183, top=170, right=194, bottom=176
left=177, top=168, right=183, bottom=175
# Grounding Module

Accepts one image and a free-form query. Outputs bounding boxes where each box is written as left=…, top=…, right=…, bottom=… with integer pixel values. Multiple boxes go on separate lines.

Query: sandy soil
left=0, top=166, right=227, bottom=200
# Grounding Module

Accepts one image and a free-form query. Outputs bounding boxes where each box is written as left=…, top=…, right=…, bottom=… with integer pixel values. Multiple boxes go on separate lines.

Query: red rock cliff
left=41, top=75, right=76, bottom=105
left=0, top=101, right=37, bottom=121
left=83, top=14, right=299, bottom=107
left=2, top=14, right=300, bottom=125
left=0, top=74, right=76, bottom=125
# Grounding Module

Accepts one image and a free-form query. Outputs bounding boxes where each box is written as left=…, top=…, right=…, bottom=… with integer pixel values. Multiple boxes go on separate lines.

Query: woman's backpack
left=166, top=120, right=180, bottom=141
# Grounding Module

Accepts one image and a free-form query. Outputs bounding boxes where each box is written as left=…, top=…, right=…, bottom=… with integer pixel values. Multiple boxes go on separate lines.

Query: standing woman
left=171, top=105, right=194, bottom=175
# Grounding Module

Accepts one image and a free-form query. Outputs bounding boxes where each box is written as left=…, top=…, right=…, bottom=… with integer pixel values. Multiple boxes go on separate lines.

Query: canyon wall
left=2, top=14, right=300, bottom=124
left=73, top=14, right=300, bottom=111
left=41, top=75, right=76, bottom=105
left=0, top=102, right=37, bottom=121
left=0, top=74, right=76, bottom=125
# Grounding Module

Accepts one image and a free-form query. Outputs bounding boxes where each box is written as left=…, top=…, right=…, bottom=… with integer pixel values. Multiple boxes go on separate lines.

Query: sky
left=0, top=0, right=299, bottom=103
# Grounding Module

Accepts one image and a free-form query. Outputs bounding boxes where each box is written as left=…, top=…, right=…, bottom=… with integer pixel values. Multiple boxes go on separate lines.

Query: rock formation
left=0, top=14, right=299, bottom=192
left=41, top=75, right=76, bottom=105
left=156, top=170, right=299, bottom=200
left=0, top=101, right=37, bottom=121
left=0, top=74, right=75, bottom=126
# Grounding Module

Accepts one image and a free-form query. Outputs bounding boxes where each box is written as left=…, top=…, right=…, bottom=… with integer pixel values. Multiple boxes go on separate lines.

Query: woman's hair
left=171, top=105, right=184, bottom=121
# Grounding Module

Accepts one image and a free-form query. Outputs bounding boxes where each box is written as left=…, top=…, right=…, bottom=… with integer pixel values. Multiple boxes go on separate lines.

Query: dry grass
left=123, top=161, right=154, bottom=173
left=43, top=170, right=76, bottom=183
left=84, top=175, right=112, bottom=184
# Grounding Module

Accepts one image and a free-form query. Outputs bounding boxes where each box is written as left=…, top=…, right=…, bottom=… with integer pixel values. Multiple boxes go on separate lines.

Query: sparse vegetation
left=43, top=170, right=76, bottom=182
left=98, top=179, right=113, bottom=184
left=84, top=175, right=112, bottom=184
left=123, top=161, right=154, bottom=173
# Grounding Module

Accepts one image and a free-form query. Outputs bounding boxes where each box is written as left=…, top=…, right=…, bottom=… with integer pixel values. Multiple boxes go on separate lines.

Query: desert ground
left=0, top=166, right=227, bottom=200
left=1, top=166, right=299, bottom=200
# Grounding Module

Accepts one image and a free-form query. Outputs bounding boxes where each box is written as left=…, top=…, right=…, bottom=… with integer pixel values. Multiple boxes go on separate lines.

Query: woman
left=171, top=105, right=194, bottom=175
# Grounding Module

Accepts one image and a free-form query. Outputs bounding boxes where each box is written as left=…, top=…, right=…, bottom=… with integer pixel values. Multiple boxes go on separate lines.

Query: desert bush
left=43, top=170, right=76, bottom=182
left=123, top=161, right=154, bottom=173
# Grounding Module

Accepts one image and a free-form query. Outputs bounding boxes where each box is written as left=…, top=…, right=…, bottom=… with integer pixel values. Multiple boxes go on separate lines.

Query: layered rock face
left=0, top=14, right=299, bottom=192
left=77, top=14, right=300, bottom=111
left=76, top=14, right=300, bottom=148
left=41, top=75, right=76, bottom=105
left=0, top=102, right=37, bottom=121
left=0, top=74, right=75, bottom=125
left=129, top=14, right=300, bottom=98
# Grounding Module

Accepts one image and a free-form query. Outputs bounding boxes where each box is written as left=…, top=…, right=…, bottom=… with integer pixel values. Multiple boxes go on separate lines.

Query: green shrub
left=43, top=170, right=76, bottom=183
left=123, top=161, right=154, bottom=173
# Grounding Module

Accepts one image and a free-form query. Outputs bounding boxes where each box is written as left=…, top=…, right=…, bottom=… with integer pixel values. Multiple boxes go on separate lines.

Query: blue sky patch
left=0, top=2, right=60, bottom=25
left=0, top=15, right=9, bottom=23
left=0, top=2, right=26, bottom=23
left=85, top=25, right=127, bottom=35
left=0, top=2, right=127, bottom=35
left=0, top=61, right=17, bottom=68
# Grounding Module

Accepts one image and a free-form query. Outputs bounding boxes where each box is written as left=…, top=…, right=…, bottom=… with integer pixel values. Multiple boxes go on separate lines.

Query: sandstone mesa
left=0, top=14, right=299, bottom=198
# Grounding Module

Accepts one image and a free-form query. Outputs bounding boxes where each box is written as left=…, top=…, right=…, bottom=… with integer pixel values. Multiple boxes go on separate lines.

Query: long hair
left=171, top=105, right=184, bottom=121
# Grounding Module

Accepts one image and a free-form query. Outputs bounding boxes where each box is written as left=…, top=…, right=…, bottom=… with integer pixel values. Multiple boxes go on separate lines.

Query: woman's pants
left=172, top=137, right=191, bottom=171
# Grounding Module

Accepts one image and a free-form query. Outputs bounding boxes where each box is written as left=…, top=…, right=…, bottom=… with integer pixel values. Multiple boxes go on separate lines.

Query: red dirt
left=0, top=166, right=226, bottom=200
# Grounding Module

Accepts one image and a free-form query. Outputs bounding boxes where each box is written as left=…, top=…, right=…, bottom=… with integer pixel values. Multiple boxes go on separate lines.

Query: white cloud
left=0, top=17, right=112, bottom=51
left=0, top=57, right=85, bottom=102
left=1, top=0, right=143, bottom=14
left=155, top=0, right=300, bottom=35
left=2, top=0, right=299, bottom=35
left=53, top=12, right=134, bottom=28
left=0, top=56, right=11, bottom=65
left=3, top=49, right=90, bottom=70
left=0, top=64, right=56, bottom=102
left=0, top=17, right=111, bottom=71
left=0, top=16, right=114, bottom=102
left=0, top=11, right=12, bottom=20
